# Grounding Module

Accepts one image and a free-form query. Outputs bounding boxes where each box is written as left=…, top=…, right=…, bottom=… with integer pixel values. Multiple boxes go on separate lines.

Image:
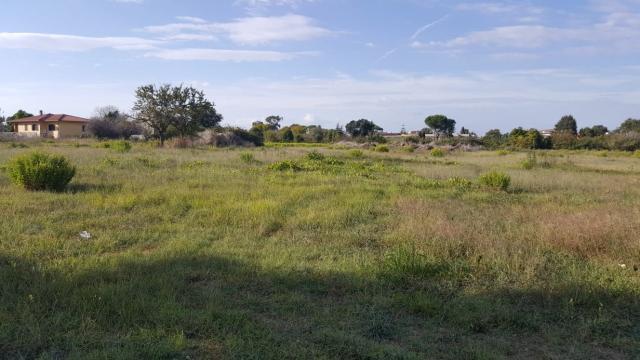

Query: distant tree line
left=482, top=115, right=640, bottom=151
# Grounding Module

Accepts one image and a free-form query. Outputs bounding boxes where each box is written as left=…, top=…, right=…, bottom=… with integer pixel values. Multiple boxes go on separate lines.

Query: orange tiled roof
left=9, top=114, right=89, bottom=124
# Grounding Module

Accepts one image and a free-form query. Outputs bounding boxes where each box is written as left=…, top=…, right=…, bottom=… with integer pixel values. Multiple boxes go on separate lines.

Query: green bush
left=269, top=160, right=303, bottom=172
left=402, top=145, right=416, bottom=153
left=446, top=177, right=473, bottom=189
left=496, top=150, right=510, bottom=156
left=431, top=148, right=445, bottom=157
left=240, top=152, right=256, bottom=163
left=111, top=140, right=132, bottom=153
left=349, top=149, right=364, bottom=158
left=374, top=145, right=390, bottom=153
left=305, top=151, right=325, bottom=161
left=6, top=152, right=76, bottom=191
left=478, top=171, right=511, bottom=191
left=96, top=140, right=132, bottom=153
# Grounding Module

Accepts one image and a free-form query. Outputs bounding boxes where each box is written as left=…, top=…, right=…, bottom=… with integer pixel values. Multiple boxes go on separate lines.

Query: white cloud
left=144, top=48, right=300, bottom=62
left=414, top=11, right=640, bottom=54
left=0, top=32, right=159, bottom=51
left=456, top=2, right=544, bottom=15
left=143, top=14, right=332, bottom=45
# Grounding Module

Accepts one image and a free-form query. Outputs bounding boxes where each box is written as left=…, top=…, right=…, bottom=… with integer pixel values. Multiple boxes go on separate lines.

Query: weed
left=349, top=149, right=364, bottom=158
left=374, top=145, right=390, bottom=153
left=478, top=171, right=511, bottom=191
left=240, top=152, right=257, bottom=164
left=431, top=148, right=445, bottom=157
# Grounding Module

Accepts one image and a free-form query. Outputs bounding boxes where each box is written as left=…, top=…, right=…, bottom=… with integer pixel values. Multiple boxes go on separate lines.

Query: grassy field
left=1, top=141, right=639, bottom=359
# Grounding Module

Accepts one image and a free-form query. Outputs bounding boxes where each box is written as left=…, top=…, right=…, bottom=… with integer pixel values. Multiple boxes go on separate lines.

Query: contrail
left=410, top=14, right=449, bottom=40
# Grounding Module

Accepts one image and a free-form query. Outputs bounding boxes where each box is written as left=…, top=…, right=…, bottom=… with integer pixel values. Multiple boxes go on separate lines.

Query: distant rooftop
left=9, top=114, right=90, bottom=124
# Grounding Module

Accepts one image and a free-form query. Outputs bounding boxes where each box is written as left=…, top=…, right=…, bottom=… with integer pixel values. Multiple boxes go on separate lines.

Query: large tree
left=555, top=115, right=578, bottom=135
left=579, top=125, right=608, bottom=137
left=7, top=109, right=33, bottom=121
left=265, top=115, right=282, bottom=131
left=425, top=114, right=456, bottom=139
left=617, top=118, right=640, bottom=133
left=132, top=84, right=221, bottom=146
left=345, top=119, right=382, bottom=138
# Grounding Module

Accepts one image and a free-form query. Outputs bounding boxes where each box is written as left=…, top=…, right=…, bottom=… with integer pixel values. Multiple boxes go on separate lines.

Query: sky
left=0, top=0, right=639, bottom=133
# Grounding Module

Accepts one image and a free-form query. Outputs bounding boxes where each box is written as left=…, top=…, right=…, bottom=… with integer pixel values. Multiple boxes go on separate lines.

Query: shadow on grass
left=1, top=253, right=638, bottom=359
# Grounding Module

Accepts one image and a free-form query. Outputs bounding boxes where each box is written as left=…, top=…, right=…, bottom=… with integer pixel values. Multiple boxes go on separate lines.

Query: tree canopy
left=345, top=119, right=382, bottom=138
left=132, top=84, right=221, bottom=145
left=265, top=115, right=282, bottom=131
left=7, top=110, right=34, bottom=121
left=425, top=115, right=456, bottom=138
left=617, top=118, right=640, bottom=133
left=555, top=115, right=578, bottom=135
left=579, top=125, right=608, bottom=137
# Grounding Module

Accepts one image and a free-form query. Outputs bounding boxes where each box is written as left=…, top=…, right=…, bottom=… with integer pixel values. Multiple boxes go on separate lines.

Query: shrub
left=496, top=150, right=510, bottom=156
left=349, top=149, right=364, bottom=158
left=111, top=140, right=132, bottom=153
left=6, top=152, right=76, bottom=191
left=634, top=150, right=640, bottom=159
left=521, top=153, right=537, bottom=170
left=446, top=177, right=473, bottom=189
left=305, top=151, right=325, bottom=161
left=268, top=160, right=303, bottom=171
left=374, top=144, right=390, bottom=153
left=240, top=152, right=256, bottom=164
left=431, top=148, right=445, bottom=157
left=478, top=171, right=511, bottom=191
left=402, top=145, right=416, bottom=153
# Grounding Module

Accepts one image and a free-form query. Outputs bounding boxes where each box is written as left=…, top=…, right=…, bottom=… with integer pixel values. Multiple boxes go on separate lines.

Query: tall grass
left=0, top=141, right=639, bottom=359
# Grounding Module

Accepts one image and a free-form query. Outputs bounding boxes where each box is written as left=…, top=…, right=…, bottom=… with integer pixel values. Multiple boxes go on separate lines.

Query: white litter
left=79, top=231, right=92, bottom=240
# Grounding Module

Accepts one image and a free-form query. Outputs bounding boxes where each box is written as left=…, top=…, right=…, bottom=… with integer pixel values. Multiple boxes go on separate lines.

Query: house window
left=31, top=124, right=38, bottom=131
left=48, top=124, right=56, bottom=132
left=82, top=125, right=86, bottom=132
left=24, top=125, right=29, bottom=131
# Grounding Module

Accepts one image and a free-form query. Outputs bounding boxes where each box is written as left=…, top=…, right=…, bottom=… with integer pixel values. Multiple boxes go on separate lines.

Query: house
left=9, top=112, right=89, bottom=139
left=540, top=129, right=555, bottom=138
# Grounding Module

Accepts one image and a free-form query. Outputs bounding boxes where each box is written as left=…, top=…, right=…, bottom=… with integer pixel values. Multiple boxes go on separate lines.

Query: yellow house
left=9, top=113, right=89, bottom=139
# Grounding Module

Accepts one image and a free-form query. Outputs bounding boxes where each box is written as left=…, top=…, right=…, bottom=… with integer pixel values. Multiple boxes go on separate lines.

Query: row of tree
left=3, top=86, right=639, bottom=151
left=482, top=115, right=640, bottom=151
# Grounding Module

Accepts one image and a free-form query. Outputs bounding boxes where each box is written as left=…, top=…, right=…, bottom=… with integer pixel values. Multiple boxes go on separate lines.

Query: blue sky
left=0, top=0, right=639, bottom=133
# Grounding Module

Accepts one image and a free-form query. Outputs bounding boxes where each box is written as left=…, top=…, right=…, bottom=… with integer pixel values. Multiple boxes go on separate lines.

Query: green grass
left=1, top=141, right=640, bottom=359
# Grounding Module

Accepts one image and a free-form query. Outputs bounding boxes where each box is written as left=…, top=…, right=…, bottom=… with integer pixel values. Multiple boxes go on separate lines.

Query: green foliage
left=496, top=150, right=510, bottom=156
left=374, top=144, right=390, bottom=153
left=430, top=148, right=445, bottom=157
left=579, top=125, right=608, bottom=137
left=425, top=114, right=456, bottom=138
left=508, top=128, right=549, bottom=149
left=7, top=109, right=34, bottom=121
left=6, top=152, right=76, bottom=191
left=555, top=115, right=578, bottom=135
left=96, top=140, right=132, bottom=153
left=617, top=118, right=640, bottom=133
left=305, top=150, right=326, bottom=161
left=446, top=177, right=473, bottom=189
left=482, top=129, right=506, bottom=149
left=349, top=149, right=364, bottom=158
left=132, top=84, right=222, bottom=145
left=345, top=119, right=383, bottom=138
left=478, top=171, right=511, bottom=191
left=520, top=152, right=554, bottom=170
left=634, top=150, right=640, bottom=159
left=111, top=140, right=132, bottom=153
left=240, top=152, right=256, bottom=164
